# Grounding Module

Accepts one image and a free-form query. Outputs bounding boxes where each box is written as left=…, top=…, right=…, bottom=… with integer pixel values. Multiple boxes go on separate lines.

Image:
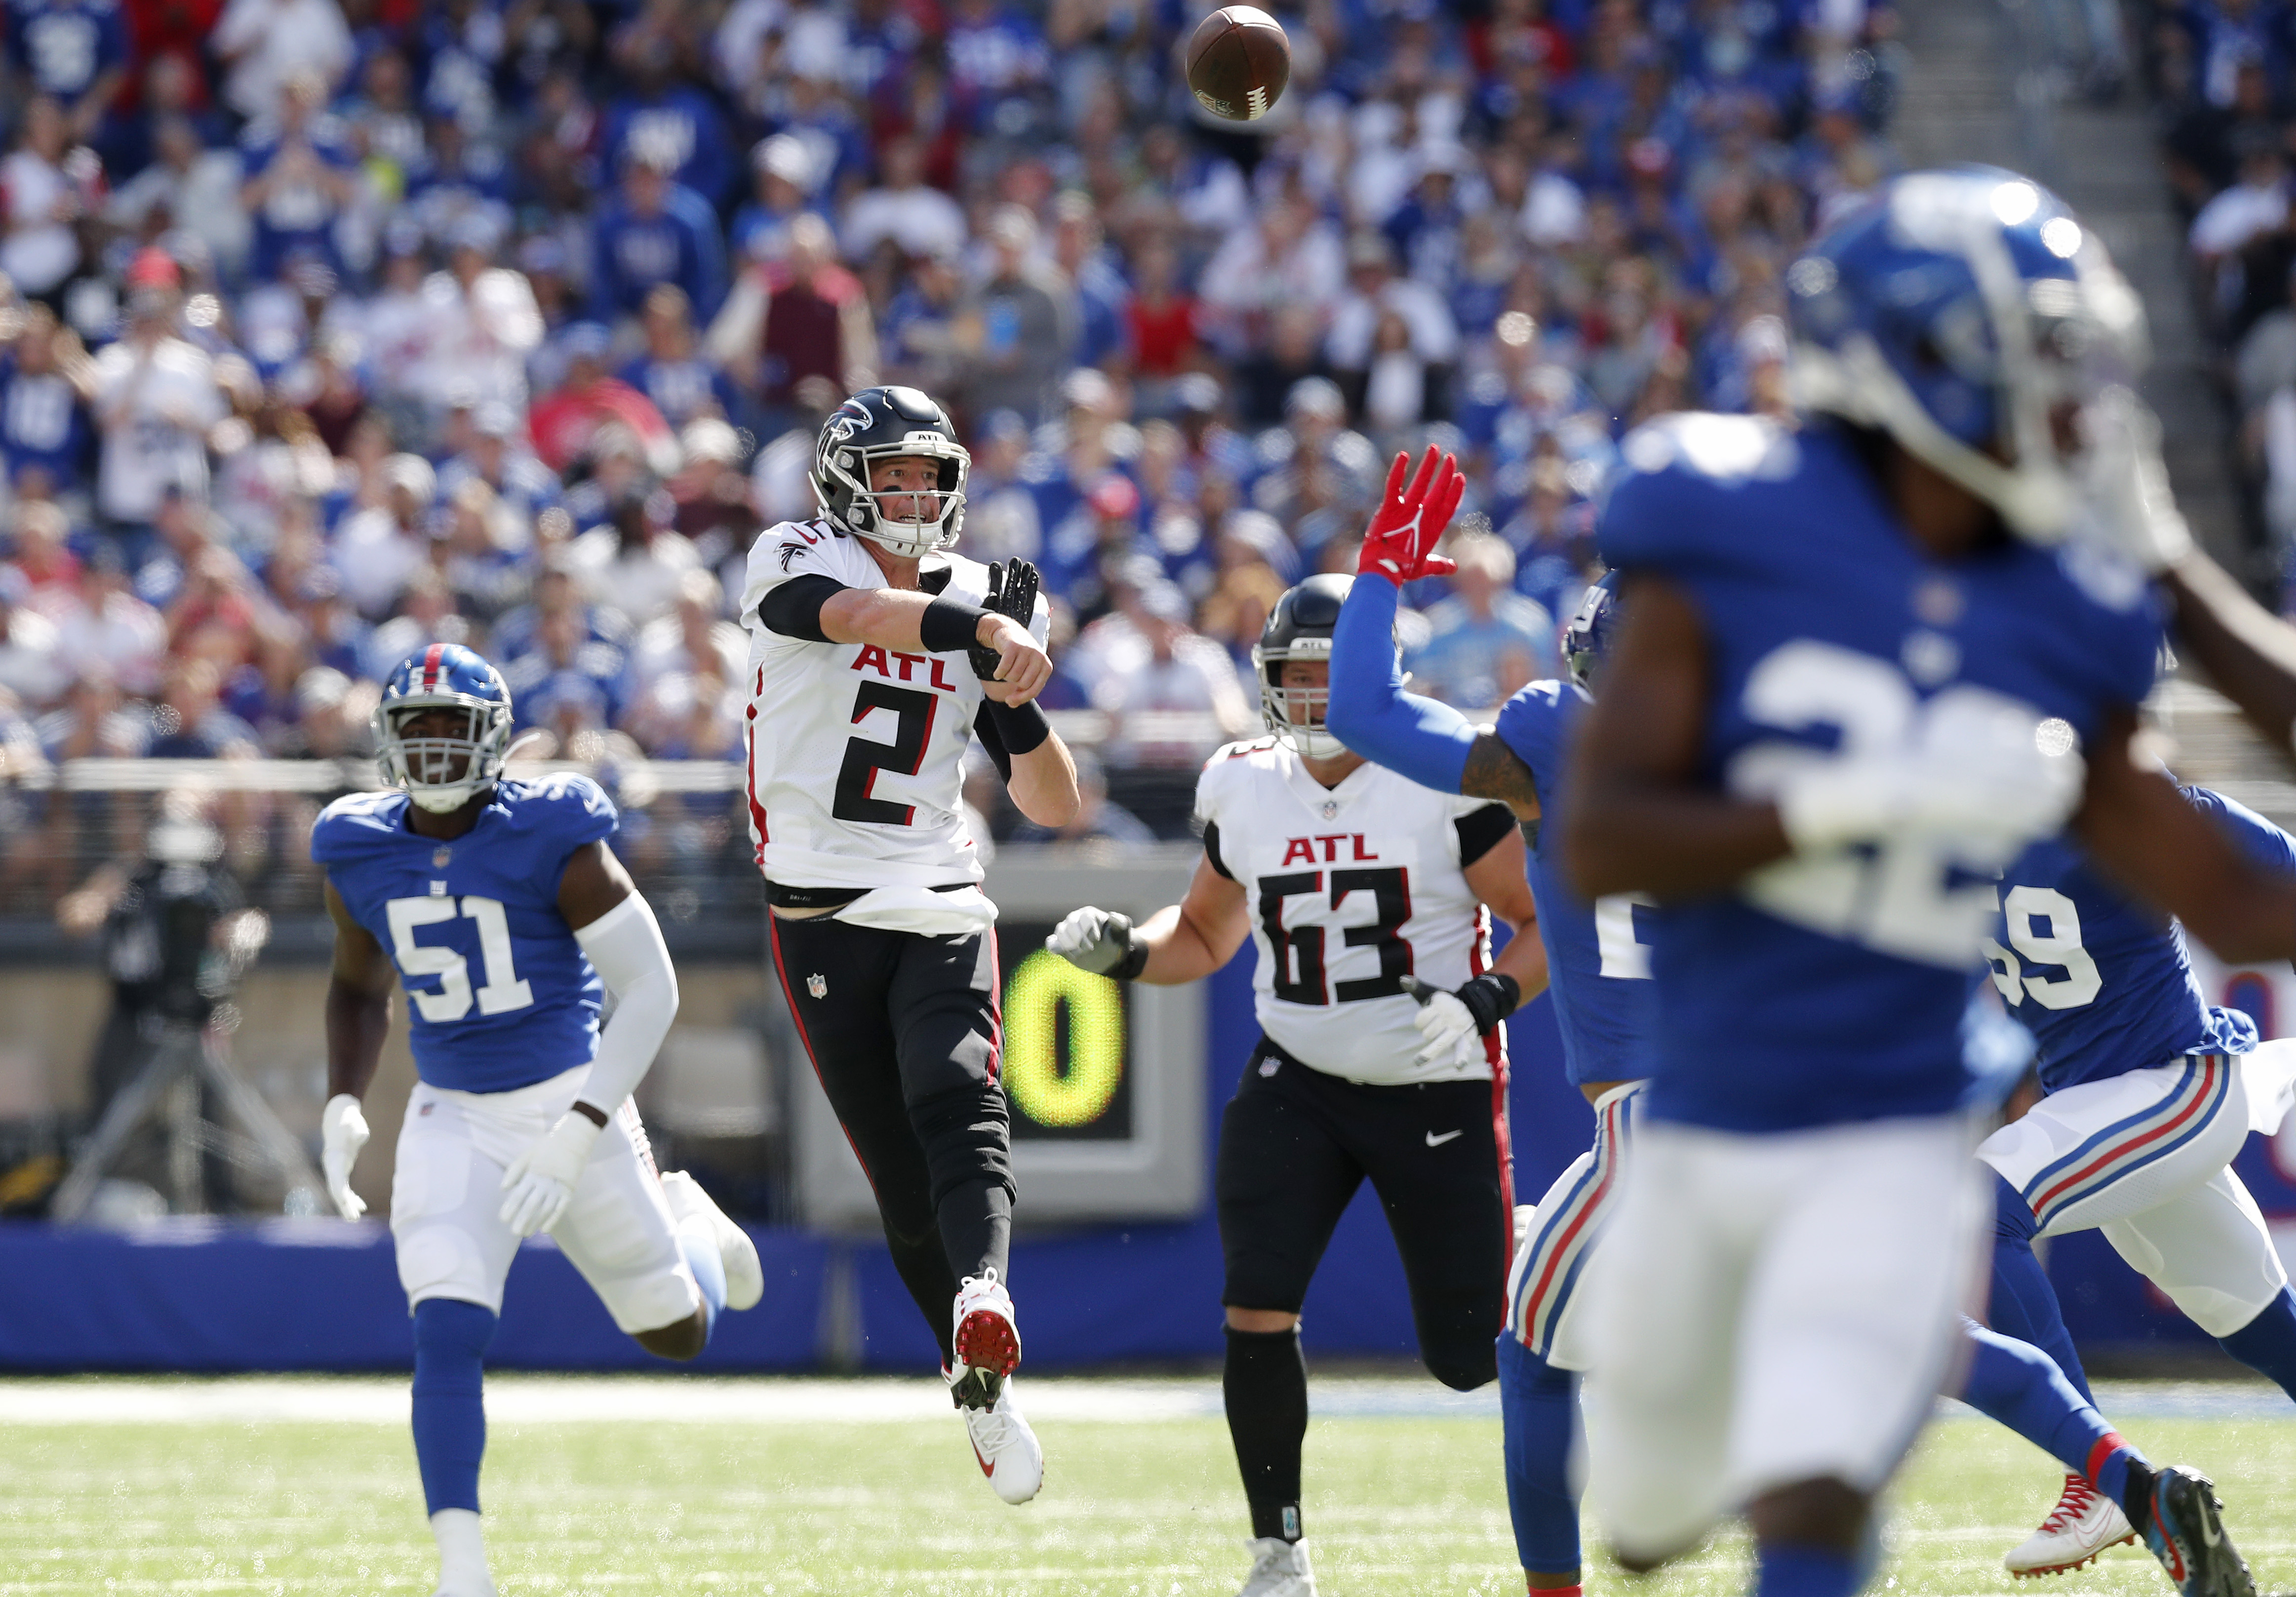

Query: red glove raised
left=1356, top=444, right=1466, bottom=587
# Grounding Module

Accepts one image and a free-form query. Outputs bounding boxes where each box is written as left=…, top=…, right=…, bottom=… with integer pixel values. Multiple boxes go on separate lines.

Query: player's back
left=1600, top=414, right=2160, bottom=1132
left=1491, top=679, right=1657, bottom=1088
left=1988, top=786, right=2294, bottom=1090
left=311, top=772, right=617, bottom=1092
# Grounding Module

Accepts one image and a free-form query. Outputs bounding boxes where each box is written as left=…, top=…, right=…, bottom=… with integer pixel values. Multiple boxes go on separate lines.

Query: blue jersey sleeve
left=1325, top=576, right=1478, bottom=793
left=1597, top=414, right=1799, bottom=577
left=2184, top=785, right=2296, bottom=878
left=510, top=773, right=619, bottom=870
left=1491, top=680, right=1578, bottom=803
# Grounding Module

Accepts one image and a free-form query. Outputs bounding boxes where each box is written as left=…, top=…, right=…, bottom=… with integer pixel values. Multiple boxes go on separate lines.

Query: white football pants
left=1979, top=1039, right=2296, bottom=1335
left=1582, top=1112, right=1987, bottom=1565
left=392, top=1064, right=701, bottom=1334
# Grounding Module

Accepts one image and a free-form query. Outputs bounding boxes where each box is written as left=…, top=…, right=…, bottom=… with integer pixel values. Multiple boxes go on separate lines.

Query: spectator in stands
left=211, top=0, right=351, bottom=121
left=0, top=567, right=69, bottom=710
left=0, top=97, right=92, bottom=308
left=623, top=284, right=743, bottom=430
left=6, top=0, right=132, bottom=144
left=415, top=217, right=544, bottom=422
left=707, top=213, right=877, bottom=436
left=1007, top=749, right=1154, bottom=846
left=0, top=304, right=97, bottom=501
left=329, top=451, right=434, bottom=617
left=732, top=135, right=818, bottom=263
left=1052, top=191, right=1128, bottom=369
left=1406, top=534, right=1556, bottom=710
left=568, top=472, right=700, bottom=629
left=843, top=135, right=967, bottom=263
left=962, top=205, right=1071, bottom=422
left=440, top=402, right=560, bottom=528
left=1090, top=579, right=1254, bottom=774
left=601, top=31, right=736, bottom=208
left=6, top=497, right=81, bottom=611
left=527, top=325, right=676, bottom=477
left=106, top=117, right=251, bottom=284
left=502, top=603, right=625, bottom=730
left=92, top=274, right=226, bottom=565
left=145, top=655, right=259, bottom=757
left=361, top=566, right=471, bottom=683
left=55, top=548, right=167, bottom=698
left=591, top=146, right=729, bottom=328
left=2190, top=130, right=2289, bottom=321
left=237, top=69, right=356, bottom=280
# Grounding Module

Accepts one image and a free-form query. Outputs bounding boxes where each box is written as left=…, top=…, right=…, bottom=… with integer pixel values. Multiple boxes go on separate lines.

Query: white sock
left=430, top=1507, right=494, bottom=1596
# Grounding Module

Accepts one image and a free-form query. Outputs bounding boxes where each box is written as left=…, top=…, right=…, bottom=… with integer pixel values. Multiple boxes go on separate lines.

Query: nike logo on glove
left=1425, top=1129, right=1464, bottom=1148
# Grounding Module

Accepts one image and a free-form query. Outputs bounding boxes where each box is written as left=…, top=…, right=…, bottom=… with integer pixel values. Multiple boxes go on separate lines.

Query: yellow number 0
left=1003, top=949, right=1125, bottom=1128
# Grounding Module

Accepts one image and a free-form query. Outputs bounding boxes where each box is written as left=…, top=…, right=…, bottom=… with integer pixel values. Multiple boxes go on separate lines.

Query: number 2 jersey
left=311, top=774, right=616, bottom=1094
left=1601, top=414, right=2161, bottom=1133
left=738, top=519, right=1051, bottom=894
left=1195, top=735, right=1517, bottom=1085
left=1986, top=786, right=2296, bottom=1093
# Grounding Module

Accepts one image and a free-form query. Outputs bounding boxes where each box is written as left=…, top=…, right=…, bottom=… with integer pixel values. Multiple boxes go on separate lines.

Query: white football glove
left=498, top=1111, right=602, bottom=1238
left=1775, top=698, right=2085, bottom=855
left=2079, top=386, right=2193, bottom=573
left=1412, top=989, right=1482, bottom=1070
left=1047, top=906, right=1140, bottom=977
left=320, top=1093, right=369, bottom=1220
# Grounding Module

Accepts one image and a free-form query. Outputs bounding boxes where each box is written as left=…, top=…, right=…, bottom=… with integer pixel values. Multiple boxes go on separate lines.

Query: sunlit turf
left=0, top=1379, right=2289, bottom=1595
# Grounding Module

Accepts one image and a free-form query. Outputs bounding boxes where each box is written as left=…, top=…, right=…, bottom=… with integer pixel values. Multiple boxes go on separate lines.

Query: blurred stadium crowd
left=0, top=0, right=1905, bottom=867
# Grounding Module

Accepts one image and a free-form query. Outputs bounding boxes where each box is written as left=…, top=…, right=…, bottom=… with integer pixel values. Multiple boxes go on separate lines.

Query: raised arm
left=2074, top=711, right=2296, bottom=964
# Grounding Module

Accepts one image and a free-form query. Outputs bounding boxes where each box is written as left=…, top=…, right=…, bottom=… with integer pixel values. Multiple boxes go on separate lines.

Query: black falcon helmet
left=1252, top=574, right=1359, bottom=760
left=811, top=385, right=971, bottom=559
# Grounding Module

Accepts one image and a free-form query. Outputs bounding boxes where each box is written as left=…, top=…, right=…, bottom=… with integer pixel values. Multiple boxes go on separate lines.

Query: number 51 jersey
left=1196, top=736, right=1517, bottom=1085
left=739, top=519, right=1050, bottom=893
left=312, top=773, right=616, bottom=1094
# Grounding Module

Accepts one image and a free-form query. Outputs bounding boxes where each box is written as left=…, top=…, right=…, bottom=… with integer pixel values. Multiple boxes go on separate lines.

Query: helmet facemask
left=815, top=435, right=970, bottom=559
left=375, top=696, right=513, bottom=813
left=1252, top=638, right=1347, bottom=760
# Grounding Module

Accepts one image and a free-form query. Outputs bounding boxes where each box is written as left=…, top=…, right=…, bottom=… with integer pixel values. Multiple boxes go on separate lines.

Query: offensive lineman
left=1047, top=573, right=1545, bottom=1597
left=316, top=645, right=764, bottom=1597
left=740, top=385, right=1079, bottom=1504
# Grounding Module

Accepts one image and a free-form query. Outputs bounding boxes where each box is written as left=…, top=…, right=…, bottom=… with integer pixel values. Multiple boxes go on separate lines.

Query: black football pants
left=770, top=913, right=1015, bottom=1356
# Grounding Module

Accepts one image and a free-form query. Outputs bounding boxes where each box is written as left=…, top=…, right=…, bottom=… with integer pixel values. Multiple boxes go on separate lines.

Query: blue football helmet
left=374, top=644, right=515, bottom=813
left=1563, top=571, right=1620, bottom=691
left=1785, top=166, right=2147, bottom=542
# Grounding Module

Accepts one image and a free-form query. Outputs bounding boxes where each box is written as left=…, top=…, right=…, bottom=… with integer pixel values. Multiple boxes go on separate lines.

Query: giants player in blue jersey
left=1977, top=785, right=2296, bottom=1574
left=314, top=645, right=763, bottom=1597
left=1538, top=167, right=2296, bottom=1597
left=1333, top=542, right=2244, bottom=1597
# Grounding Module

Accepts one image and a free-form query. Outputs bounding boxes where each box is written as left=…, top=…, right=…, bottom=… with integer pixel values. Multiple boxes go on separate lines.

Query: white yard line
left=0, top=1374, right=2281, bottom=1427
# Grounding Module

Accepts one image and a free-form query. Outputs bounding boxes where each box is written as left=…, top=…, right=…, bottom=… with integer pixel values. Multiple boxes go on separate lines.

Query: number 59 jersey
left=738, top=519, right=1050, bottom=893
left=1601, top=414, right=2162, bottom=1134
left=312, top=774, right=616, bottom=1094
left=1196, top=737, right=1517, bottom=1086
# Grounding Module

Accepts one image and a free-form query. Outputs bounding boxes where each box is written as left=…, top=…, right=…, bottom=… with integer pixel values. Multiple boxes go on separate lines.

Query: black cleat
left=2141, top=1467, right=2256, bottom=1597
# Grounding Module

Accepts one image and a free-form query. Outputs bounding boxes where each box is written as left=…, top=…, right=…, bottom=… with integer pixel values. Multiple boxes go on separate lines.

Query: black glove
left=969, top=559, right=1043, bottom=680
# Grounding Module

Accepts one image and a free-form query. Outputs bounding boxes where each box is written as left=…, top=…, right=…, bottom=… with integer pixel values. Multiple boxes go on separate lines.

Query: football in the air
left=1186, top=6, right=1291, bottom=122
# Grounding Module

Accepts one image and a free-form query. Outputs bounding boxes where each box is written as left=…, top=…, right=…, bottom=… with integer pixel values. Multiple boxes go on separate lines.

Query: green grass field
left=0, top=1378, right=2290, bottom=1596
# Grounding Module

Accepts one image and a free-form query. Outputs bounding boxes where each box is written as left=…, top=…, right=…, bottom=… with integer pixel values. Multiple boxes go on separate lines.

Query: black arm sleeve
left=756, top=575, right=847, bottom=641
left=1455, top=802, right=1516, bottom=868
left=972, top=701, right=1013, bottom=782
left=1202, top=821, right=1233, bottom=879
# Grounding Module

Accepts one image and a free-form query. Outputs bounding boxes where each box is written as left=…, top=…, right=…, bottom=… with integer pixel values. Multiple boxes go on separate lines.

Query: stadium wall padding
left=5, top=947, right=2291, bottom=1371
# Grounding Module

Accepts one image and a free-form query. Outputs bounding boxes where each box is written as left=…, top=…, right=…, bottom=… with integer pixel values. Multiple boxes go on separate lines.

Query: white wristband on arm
left=571, top=891, right=680, bottom=1116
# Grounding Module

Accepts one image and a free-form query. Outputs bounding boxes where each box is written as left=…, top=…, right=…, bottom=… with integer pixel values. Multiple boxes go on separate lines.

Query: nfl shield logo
left=432, top=846, right=452, bottom=868
left=807, top=973, right=827, bottom=999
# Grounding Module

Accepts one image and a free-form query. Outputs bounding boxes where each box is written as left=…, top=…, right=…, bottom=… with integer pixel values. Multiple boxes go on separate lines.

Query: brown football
left=1186, top=6, right=1291, bottom=122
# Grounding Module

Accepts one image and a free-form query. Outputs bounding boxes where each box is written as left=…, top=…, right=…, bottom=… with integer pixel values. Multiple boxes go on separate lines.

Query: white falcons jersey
left=739, top=519, right=1048, bottom=892
left=1195, top=737, right=1511, bottom=1086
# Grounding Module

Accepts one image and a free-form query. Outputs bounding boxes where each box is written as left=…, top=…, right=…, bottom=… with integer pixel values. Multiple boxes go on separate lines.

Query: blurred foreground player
left=1550, top=169, right=2296, bottom=1597
left=1331, top=506, right=2220, bottom=1597
left=1978, top=784, right=2296, bottom=1575
left=1338, top=172, right=2286, bottom=1597
left=1048, top=573, right=1543, bottom=1597
left=740, top=386, right=1079, bottom=1504
left=315, top=645, right=762, bottom=1597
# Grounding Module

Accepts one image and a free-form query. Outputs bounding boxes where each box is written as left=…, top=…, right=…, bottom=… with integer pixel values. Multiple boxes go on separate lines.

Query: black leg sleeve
left=1225, top=1324, right=1309, bottom=1543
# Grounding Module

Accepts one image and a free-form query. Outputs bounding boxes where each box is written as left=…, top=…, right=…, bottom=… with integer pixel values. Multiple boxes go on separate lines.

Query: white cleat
left=660, top=1170, right=764, bottom=1312
left=948, top=1369, right=1043, bottom=1504
left=950, top=1268, right=1021, bottom=1406
left=1237, top=1536, right=1317, bottom=1597
left=2005, top=1473, right=2137, bottom=1578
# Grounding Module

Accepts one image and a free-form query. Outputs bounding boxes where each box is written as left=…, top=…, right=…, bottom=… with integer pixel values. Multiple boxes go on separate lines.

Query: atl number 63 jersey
left=738, top=519, right=1050, bottom=894
left=1196, top=737, right=1516, bottom=1086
